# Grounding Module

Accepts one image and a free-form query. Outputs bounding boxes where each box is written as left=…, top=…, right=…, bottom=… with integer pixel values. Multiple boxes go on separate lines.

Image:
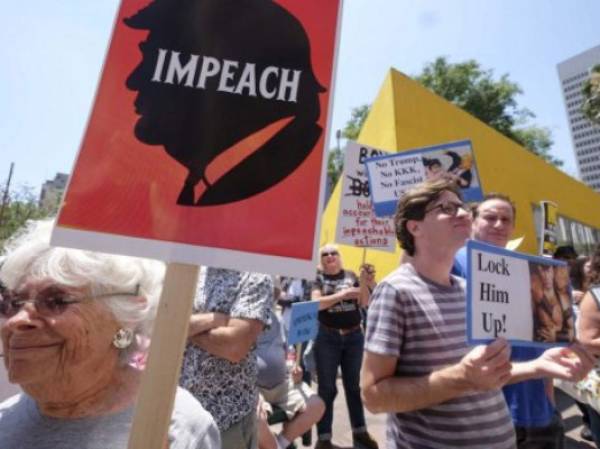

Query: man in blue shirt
left=453, top=193, right=563, bottom=449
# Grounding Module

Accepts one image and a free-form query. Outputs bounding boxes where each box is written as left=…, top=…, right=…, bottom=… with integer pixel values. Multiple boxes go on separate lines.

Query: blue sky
left=1, top=0, right=599, bottom=192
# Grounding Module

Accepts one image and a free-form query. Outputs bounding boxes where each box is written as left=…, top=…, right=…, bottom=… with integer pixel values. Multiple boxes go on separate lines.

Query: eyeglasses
left=321, top=251, right=339, bottom=258
left=0, top=284, right=140, bottom=319
left=426, top=201, right=469, bottom=217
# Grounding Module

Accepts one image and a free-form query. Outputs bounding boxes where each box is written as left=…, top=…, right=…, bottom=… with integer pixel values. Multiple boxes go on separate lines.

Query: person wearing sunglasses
left=0, top=220, right=220, bottom=449
left=311, top=244, right=378, bottom=449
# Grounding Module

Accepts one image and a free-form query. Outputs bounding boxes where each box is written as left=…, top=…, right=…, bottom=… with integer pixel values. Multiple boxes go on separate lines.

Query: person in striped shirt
left=360, top=178, right=593, bottom=449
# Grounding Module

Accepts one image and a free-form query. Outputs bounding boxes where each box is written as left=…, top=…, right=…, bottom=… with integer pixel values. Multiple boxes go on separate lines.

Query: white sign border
left=52, top=227, right=317, bottom=279
left=466, top=239, right=570, bottom=348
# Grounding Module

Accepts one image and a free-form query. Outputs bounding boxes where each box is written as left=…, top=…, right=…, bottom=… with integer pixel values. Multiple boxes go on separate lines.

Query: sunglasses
left=0, top=284, right=140, bottom=319
left=321, top=251, right=339, bottom=258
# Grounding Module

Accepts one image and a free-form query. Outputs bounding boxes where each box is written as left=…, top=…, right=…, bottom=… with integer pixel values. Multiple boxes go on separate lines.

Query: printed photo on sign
left=466, top=240, right=574, bottom=348
left=51, top=0, right=342, bottom=279
left=335, top=141, right=396, bottom=252
left=529, top=262, right=574, bottom=343
left=365, top=140, right=484, bottom=217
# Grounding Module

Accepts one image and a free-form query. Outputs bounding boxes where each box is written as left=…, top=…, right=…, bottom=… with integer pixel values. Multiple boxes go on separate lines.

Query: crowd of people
left=0, top=177, right=600, bottom=449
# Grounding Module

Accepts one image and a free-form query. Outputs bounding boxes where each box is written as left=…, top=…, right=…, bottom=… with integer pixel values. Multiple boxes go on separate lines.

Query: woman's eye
left=46, top=296, right=70, bottom=309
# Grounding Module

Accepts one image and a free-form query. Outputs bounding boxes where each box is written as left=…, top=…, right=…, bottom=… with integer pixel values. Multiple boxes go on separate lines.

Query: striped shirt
left=365, top=263, right=516, bottom=449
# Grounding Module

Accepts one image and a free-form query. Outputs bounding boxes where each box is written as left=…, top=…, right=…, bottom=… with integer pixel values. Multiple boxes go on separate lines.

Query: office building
left=558, top=45, right=600, bottom=191
left=39, top=172, right=69, bottom=211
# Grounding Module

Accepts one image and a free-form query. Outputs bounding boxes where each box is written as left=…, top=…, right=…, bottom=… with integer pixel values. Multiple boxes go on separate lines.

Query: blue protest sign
left=287, top=301, right=319, bottom=345
left=365, top=140, right=484, bottom=217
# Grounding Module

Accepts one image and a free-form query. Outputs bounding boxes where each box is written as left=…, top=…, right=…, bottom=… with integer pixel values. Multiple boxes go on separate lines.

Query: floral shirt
left=179, top=267, right=273, bottom=430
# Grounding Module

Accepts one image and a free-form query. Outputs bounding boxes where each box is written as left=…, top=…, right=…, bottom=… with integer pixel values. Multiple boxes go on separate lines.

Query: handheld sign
left=51, top=0, right=343, bottom=280
left=335, top=141, right=396, bottom=252
left=466, top=240, right=574, bottom=348
left=287, top=301, right=319, bottom=345
left=46, top=1, right=343, bottom=449
left=365, top=140, right=483, bottom=217
left=539, top=201, right=559, bottom=256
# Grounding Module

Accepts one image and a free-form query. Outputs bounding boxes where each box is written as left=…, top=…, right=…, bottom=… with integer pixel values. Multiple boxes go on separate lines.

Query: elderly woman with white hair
left=311, top=244, right=378, bottom=449
left=0, top=221, right=220, bottom=449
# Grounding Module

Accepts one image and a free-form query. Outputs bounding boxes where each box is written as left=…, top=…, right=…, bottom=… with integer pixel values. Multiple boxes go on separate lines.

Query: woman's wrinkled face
left=0, top=278, right=120, bottom=388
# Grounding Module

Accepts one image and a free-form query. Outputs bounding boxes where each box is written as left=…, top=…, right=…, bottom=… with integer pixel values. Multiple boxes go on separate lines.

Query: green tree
left=582, top=64, right=600, bottom=125
left=0, top=184, right=53, bottom=248
left=327, top=144, right=344, bottom=191
left=342, top=104, right=371, bottom=140
left=512, top=127, right=562, bottom=167
left=326, top=105, right=371, bottom=190
left=415, top=57, right=563, bottom=167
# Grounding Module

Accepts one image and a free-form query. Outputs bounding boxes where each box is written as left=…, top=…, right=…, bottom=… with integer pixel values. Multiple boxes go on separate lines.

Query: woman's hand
left=340, top=287, right=361, bottom=300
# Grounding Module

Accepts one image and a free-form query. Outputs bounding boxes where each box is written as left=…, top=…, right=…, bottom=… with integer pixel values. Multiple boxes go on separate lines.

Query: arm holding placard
left=359, top=264, right=377, bottom=308
left=507, top=344, right=593, bottom=384
left=501, top=287, right=594, bottom=385
left=361, top=339, right=512, bottom=413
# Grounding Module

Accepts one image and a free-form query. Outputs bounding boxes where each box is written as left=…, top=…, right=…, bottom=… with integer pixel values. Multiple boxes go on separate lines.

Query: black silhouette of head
left=125, top=0, right=325, bottom=205
left=445, top=151, right=462, bottom=172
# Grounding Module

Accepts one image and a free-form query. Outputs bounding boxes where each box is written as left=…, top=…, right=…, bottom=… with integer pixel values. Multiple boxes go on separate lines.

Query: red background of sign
left=57, top=0, right=340, bottom=260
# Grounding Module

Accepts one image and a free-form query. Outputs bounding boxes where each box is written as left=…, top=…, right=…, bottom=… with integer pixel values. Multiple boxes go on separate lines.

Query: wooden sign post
left=49, top=0, right=343, bottom=446
left=128, top=264, right=199, bottom=449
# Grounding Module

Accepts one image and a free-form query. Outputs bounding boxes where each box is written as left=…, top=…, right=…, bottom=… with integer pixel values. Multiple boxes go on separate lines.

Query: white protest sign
left=335, top=142, right=396, bottom=252
left=467, top=240, right=574, bottom=348
left=365, top=140, right=483, bottom=217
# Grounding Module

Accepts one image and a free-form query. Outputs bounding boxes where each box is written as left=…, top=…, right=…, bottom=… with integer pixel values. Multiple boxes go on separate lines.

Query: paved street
left=280, top=379, right=596, bottom=449
left=3, top=361, right=597, bottom=448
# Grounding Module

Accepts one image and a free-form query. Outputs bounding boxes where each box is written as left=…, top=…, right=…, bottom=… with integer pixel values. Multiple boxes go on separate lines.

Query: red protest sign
left=53, top=0, right=342, bottom=277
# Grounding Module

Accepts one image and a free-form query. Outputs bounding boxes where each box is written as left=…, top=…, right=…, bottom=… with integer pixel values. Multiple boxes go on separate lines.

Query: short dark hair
left=590, top=244, right=600, bottom=285
left=394, top=178, right=462, bottom=256
left=553, top=245, right=578, bottom=261
left=570, top=255, right=590, bottom=290
left=473, top=193, right=516, bottom=221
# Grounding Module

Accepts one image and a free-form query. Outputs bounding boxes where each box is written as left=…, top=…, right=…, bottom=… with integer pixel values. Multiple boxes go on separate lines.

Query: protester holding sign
left=455, top=194, right=576, bottom=447
left=0, top=221, right=220, bottom=449
left=361, top=179, right=592, bottom=449
left=311, top=244, right=377, bottom=449
left=181, top=268, right=272, bottom=449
